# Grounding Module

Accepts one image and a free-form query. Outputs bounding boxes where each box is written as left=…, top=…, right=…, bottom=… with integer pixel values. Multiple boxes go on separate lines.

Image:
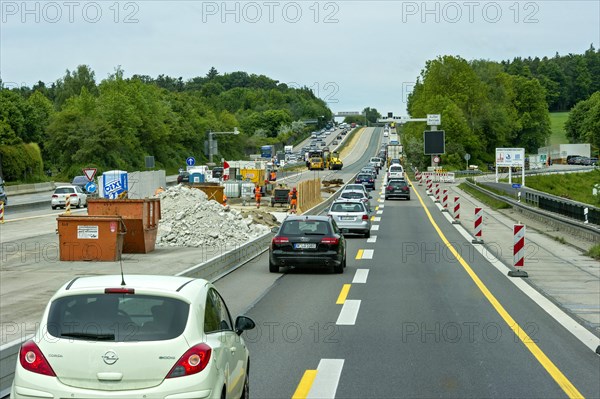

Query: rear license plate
left=340, top=216, right=354, bottom=221
left=294, top=243, right=316, bottom=249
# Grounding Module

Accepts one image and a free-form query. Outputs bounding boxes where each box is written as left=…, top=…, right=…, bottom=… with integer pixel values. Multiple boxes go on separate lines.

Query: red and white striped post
left=509, top=224, right=529, bottom=277
left=452, top=196, right=460, bottom=224
left=426, top=178, right=432, bottom=194
left=417, top=171, right=423, bottom=186
left=434, top=183, right=440, bottom=202
left=441, top=189, right=449, bottom=211
left=0, top=201, right=4, bottom=224
left=472, top=207, right=484, bottom=244
left=65, top=195, right=72, bottom=216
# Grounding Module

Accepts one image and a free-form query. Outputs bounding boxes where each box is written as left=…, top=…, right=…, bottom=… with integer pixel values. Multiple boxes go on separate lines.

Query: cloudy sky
left=1, top=1, right=599, bottom=115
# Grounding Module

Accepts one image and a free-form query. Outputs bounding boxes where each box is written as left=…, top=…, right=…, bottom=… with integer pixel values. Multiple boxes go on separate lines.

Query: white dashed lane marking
left=352, top=269, right=369, bottom=283
left=336, top=300, right=361, bottom=325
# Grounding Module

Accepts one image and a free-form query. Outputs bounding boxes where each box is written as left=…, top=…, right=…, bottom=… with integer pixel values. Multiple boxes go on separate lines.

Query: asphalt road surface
left=241, top=165, right=600, bottom=397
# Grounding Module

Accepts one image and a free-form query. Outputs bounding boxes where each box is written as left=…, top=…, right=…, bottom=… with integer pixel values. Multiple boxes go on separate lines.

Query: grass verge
left=522, top=169, right=600, bottom=205
left=337, top=127, right=363, bottom=158
left=458, top=182, right=512, bottom=210
left=586, top=243, right=600, bottom=260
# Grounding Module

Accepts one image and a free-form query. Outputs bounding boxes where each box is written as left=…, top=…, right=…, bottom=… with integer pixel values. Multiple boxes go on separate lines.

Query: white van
left=387, top=164, right=404, bottom=180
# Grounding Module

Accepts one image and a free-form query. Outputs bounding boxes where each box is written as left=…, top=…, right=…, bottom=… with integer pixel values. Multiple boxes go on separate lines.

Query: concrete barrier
left=4, top=182, right=55, bottom=195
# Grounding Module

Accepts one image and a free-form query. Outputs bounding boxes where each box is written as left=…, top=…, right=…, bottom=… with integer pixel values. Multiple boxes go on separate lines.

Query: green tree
left=54, top=65, right=97, bottom=109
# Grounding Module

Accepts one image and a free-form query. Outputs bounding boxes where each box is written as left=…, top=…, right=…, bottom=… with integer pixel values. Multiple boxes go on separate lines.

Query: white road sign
left=427, top=114, right=441, bottom=125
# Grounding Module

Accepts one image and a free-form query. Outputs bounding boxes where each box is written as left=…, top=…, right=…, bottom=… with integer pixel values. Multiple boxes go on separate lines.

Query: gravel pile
left=156, top=185, right=270, bottom=247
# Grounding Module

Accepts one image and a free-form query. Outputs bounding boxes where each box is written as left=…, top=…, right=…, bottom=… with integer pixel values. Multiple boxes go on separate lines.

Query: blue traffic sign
left=85, top=182, right=97, bottom=193
left=186, top=157, right=196, bottom=166
left=512, top=183, right=521, bottom=189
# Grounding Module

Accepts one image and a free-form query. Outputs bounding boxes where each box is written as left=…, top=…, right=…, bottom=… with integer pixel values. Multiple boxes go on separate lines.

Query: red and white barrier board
left=513, top=224, right=526, bottom=267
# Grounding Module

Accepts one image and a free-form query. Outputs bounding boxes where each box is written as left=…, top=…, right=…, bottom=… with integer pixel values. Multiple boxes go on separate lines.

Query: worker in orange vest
left=254, top=185, right=262, bottom=208
left=288, top=187, right=298, bottom=214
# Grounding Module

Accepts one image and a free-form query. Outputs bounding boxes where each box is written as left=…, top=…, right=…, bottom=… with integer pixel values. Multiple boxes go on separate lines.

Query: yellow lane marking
left=370, top=216, right=375, bottom=221
left=375, top=206, right=379, bottom=211
left=336, top=284, right=351, bottom=304
left=292, top=370, right=317, bottom=399
left=355, top=249, right=363, bottom=260
left=409, top=176, right=584, bottom=399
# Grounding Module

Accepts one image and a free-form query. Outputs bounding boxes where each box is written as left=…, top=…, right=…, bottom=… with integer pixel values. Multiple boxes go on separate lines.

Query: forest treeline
left=403, top=46, right=600, bottom=169
left=0, top=66, right=331, bottom=180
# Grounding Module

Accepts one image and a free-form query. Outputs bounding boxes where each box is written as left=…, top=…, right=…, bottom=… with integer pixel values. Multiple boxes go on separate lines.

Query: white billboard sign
left=495, top=148, right=525, bottom=167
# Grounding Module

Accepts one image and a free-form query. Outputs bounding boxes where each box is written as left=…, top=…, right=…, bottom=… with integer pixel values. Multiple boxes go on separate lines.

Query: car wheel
left=365, top=230, right=371, bottom=238
left=343, top=256, right=347, bottom=268
left=241, top=371, right=250, bottom=399
left=385, top=196, right=388, bottom=200
left=407, top=196, right=411, bottom=200
left=269, top=261, right=279, bottom=273
left=51, top=206, right=57, bottom=210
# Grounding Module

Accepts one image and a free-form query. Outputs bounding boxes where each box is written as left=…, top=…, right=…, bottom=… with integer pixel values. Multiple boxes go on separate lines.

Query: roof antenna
left=120, top=257, right=126, bottom=286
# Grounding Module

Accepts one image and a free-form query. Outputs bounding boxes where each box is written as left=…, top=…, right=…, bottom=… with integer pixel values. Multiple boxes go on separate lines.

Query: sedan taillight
left=166, top=343, right=212, bottom=378
left=272, top=236, right=290, bottom=245
left=52, top=194, right=58, bottom=198
left=386, top=186, right=393, bottom=191
left=70, top=193, right=78, bottom=197
left=321, top=237, right=339, bottom=245
left=19, top=341, right=56, bottom=377
left=362, top=215, right=369, bottom=221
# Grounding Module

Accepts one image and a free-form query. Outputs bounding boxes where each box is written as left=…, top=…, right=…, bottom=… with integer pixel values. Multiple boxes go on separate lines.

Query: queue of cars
left=269, top=152, right=410, bottom=274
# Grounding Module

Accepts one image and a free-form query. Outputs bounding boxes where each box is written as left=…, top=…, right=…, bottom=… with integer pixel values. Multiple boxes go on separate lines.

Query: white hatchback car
left=11, top=275, right=255, bottom=399
left=51, top=185, right=88, bottom=209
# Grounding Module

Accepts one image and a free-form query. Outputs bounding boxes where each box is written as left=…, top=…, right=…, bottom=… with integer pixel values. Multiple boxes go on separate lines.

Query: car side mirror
left=368, top=195, right=372, bottom=199
left=271, top=226, right=279, bottom=233
left=235, top=316, right=256, bottom=335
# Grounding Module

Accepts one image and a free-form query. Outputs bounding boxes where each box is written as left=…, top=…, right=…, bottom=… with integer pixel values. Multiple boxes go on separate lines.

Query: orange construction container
left=57, top=215, right=126, bottom=261
left=87, top=198, right=161, bottom=253
left=192, top=184, right=224, bottom=204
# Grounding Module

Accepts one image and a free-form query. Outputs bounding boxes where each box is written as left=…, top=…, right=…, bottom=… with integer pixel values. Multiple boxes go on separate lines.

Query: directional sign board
left=464, top=153, right=471, bottom=161
left=427, top=114, right=441, bottom=125
left=186, top=157, right=196, bottom=167
left=496, top=148, right=525, bottom=167
left=82, top=168, right=97, bottom=182
left=85, top=182, right=97, bottom=193
left=512, top=183, right=522, bottom=189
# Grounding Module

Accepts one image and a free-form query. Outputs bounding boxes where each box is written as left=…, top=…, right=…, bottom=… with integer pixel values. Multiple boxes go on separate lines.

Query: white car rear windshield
left=47, top=294, right=189, bottom=342
left=331, top=202, right=364, bottom=213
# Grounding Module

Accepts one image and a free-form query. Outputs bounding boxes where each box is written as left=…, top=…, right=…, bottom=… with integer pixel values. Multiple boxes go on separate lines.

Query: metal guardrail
left=465, top=180, right=600, bottom=244
left=521, top=188, right=600, bottom=225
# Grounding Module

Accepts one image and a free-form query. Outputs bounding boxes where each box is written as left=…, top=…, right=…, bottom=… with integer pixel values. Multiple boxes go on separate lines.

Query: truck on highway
left=284, top=145, right=293, bottom=154
left=386, top=143, right=403, bottom=165
left=261, top=145, right=274, bottom=159
left=306, top=149, right=325, bottom=170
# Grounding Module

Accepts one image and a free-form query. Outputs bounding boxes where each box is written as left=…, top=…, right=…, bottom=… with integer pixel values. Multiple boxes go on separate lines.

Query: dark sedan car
left=385, top=178, right=410, bottom=200
left=269, top=215, right=346, bottom=274
left=177, top=171, right=190, bottom=183
left=355, top=173, right=375, bottom=190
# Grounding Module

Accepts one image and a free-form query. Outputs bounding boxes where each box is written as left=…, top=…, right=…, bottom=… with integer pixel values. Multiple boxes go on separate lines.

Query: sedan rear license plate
left=294, top=243, right=316, bottom=249
left=340, top=216, right=355, bottom=221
